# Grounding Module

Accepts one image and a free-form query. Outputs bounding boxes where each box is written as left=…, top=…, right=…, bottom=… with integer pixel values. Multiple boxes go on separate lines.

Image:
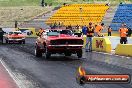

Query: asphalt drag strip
left=0, top=38, right=132, bottom=88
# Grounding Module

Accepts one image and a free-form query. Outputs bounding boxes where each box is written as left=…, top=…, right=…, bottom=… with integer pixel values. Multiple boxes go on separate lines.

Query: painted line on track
left=0, top=58, right=26, bottom=88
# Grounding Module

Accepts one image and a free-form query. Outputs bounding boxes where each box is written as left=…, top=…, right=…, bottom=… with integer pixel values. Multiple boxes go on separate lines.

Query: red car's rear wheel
left=44, top=46, right=51, bottom=59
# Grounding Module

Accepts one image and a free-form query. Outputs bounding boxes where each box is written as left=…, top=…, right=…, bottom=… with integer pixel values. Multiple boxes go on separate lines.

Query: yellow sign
left=115, top=44, right=132, bottom=57
left=17, top=28, right=36, bottom=37
left=83, top=35, right=86, bottom=48
left=92, top=37, right=111, bottom=53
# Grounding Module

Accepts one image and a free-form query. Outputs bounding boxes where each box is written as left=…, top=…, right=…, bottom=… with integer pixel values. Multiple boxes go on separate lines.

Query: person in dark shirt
left=76, top=25, right=79, bottom=29
left=118, top=23, right=128, bottom=44
left=127, top=27, right=131, bottom=37
left=41, top=0, right=44, bottom=7
left=53, top=22, right=57, bottom=29
left=0, top=28, right=5, bottom=43
left=85, top=22, right=95, bottom=52
left=108, top=26, right=112, bottom=36
left=67, top=25, right=72, bottom=30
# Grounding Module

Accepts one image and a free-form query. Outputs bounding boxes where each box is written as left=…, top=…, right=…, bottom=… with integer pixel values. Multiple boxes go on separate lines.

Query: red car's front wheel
left=77, top=49, right=82, bottom=58
left=44, top=46, right=51, bottom=59
left=35, top=46, right=42, bottom=57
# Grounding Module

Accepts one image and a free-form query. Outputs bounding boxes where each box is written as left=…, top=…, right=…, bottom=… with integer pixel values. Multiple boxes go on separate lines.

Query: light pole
left=79, top=7, right=83, bottom=26
left=14, top=8, right=24, bottom=29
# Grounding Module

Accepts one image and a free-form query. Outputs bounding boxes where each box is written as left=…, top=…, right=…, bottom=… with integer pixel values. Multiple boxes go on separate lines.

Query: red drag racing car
left=35, top=29, right=83, bottom=59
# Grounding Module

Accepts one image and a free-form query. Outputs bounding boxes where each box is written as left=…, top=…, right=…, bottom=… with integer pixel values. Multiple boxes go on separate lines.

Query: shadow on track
left=36, top=55, right=82, bottom=61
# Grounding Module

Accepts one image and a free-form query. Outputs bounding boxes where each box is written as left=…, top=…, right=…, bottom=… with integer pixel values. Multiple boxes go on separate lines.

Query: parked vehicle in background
left=22, top=30, right=33, bottom=36
left=19, top=29, right=33, bottom=36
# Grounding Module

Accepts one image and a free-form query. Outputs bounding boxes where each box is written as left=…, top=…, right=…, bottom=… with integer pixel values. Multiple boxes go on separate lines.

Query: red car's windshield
left=9, top=32, right=22, bottom=35
left=47, top=32, right=59, bottom=36
left=47, top=30, right=73, bottom=36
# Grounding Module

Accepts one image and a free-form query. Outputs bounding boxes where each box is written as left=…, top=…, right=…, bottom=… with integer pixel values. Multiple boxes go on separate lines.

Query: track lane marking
left=92, top=51, right=131, bottom=59
left=0, top=58, right=26, bottom=88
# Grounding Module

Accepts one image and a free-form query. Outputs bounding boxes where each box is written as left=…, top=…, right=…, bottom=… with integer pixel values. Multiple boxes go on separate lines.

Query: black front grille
left=50, top=39, right=83, bottom=45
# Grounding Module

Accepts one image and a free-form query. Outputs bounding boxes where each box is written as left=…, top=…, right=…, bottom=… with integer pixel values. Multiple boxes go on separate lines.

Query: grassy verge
left=0, top=0, right=62, bottom=7
left=0, top=0, right=39, bottom=6
left=0, top=0, right=131, bottom=7
left=0, top=6, right=54, bottom=27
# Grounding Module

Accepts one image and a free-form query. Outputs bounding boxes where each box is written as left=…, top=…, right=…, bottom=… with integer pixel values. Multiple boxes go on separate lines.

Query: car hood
left=47, top=34, right=82, bottom=40
left=8, top=34, right=25, bottom=37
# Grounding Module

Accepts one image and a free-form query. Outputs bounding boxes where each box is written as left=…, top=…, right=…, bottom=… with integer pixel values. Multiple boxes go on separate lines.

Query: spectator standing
left=0, top=28, right=4, bottom=43
left=53, top=22, right=57, bottom=29
left=108, top=26, right=112, bottom=36
left=41, top=0, right=44, bottom=7
left=127, top=26, right=132, bottom=37
left=85, top=22, right=95, bottom=52
left=67, top=25, right=72, bottom=30
left=74, top=25, right=82, bottom=37
left=58, top=22, right=62, bottom=28
left=82, top=25, right=87, bottom=35
left=50, top=23, right=53, bottom=29
left=38, top=28, right=44, bottom=37
left=76, top=25, right=79, bottom=29
left=94, top=23, right=104, bottom=37
left=118, top=23, right=128, bottom=44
